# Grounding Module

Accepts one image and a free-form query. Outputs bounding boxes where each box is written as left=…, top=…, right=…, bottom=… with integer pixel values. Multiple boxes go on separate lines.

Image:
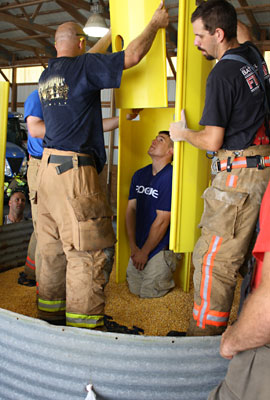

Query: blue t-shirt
left=128, top=163, right=173, bottom=260
left=38, top=51, right=124, bottom=173
left=24, top=89, right=44, bottom=157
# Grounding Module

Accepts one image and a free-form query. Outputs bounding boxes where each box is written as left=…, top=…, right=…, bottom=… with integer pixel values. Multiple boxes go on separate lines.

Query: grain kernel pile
left=0, top=264, right=241, bottom=336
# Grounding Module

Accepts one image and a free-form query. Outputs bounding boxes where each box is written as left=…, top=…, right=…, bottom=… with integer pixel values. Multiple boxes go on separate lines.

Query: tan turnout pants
left=36, top=149, right=115, bottom=328
left=24, top=156, right=42, bottom=282
left=188, top=145, right=270, bottom=336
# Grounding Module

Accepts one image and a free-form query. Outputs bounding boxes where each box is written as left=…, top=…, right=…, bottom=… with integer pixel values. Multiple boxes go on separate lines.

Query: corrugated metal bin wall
left=0, top=220, right=33, bottom=272
left=0, top=308, right=229, bottom=400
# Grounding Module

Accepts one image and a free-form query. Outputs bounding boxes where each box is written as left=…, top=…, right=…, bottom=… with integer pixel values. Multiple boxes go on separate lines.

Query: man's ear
left=215, top=27, right=225, bottom=43
left=79, top=37, right=85, bottom=50
left=168, top=146, right=174, bottom=157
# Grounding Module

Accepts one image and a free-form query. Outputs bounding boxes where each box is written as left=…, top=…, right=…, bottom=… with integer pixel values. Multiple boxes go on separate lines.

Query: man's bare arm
left=237, top=21, right=253, bottom=44
left=26, top=115, right=46, bottom=139
left=132, top=210, right=171, bottom=270
left=170, top=123, right=225, bottom=152
left=124, top=1, right=168, bottom=69
left=102, top=111, right=140, bottom=132
left=87, top=29, right=111, bottom=54
left=103, top=117, right=119, bottom=132
left=169, top=109, right=224, bottom=151
left=220, top=251, right=270, bottom=359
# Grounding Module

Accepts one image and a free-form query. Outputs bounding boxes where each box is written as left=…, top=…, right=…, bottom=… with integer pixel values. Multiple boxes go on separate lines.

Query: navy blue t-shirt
left=200, top=42, right=270, bottom=150
left=38, top=51, right=124, bottom=172
left=128, top=163, right=173, bottom=260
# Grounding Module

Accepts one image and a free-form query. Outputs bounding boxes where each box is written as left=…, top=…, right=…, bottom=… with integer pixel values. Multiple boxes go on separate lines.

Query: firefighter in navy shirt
left=169, top=0, right=270, bottom=336
left=36, top=4, right=169, bottom=329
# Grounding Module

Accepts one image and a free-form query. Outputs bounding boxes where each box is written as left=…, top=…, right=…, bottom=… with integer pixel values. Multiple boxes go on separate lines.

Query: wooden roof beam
left=15, top=33, right=50, bottom=41
left=58, top=0, right=110, bottom=19
left=1, top=7, right=55, bottom=57
left=166, top=49, right=176, bottom=80
left=235, top=4, right=270, bottom=13
left=0, top=68, right=10, bottom=81
left=0, top=45, right=12, bottom=63
left=31, top=3, right=42, bottom=21
left=34, top=48, right=47, bottom=68
left=55, top=0, right=87, bottom=26
left=0, top=11, right=55, bottom=35
left=0, top=1, right=52, bottom=12
left=237, top=0, right=261, bottom=39
left=55, top=0, right=90, bottom=12
left=14, top=0, right=31, bottom=21
left=0, top=37, right=46, bottom=54
left=0, top=55, right=49, bottom=68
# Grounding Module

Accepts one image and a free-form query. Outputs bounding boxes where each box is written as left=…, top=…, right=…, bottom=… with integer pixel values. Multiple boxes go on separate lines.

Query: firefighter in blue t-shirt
left=126, top=131, right=178, bottom=298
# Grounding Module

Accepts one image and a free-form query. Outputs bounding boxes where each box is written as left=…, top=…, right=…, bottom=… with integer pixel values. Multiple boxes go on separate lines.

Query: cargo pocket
left=163, top=250, right=178, bottom=273
left=68, top=192, right=116, bottom=251
left=199, top=186, right=249, bottom=239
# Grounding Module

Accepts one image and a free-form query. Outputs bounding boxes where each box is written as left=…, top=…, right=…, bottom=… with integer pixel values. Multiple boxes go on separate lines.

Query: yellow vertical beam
left=0, top=82, right=9, bottom=225
left=170, top=0, right=214, bottom=291
left=109, top=0, right=167, bottom=109
left=170, top=0, right=187, bottom=250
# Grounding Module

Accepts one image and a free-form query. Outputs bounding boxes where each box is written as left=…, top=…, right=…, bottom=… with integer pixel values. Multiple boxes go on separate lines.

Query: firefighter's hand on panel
left=151, top=1, right=169, bottom=30
left=169, top=109, right=188, bottom=142
left=126, top=108, right=143, bottom=121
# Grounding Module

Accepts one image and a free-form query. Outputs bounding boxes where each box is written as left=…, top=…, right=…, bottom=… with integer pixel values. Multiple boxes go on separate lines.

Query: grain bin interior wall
left=0, top=220, right=33, bottom=272
left=0, top=308, right=229, bottom=400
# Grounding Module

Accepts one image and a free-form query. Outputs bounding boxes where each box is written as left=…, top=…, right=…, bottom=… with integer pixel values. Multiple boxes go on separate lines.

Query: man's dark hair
left=158, top=130, right=173, bottom=161
left=191, top=0, right=237, bottom=41
left=10, top=188, right=26, bottom=199
left=159, top=130, right=170, bottom=136
left=158, top=130, right=173, bottom=146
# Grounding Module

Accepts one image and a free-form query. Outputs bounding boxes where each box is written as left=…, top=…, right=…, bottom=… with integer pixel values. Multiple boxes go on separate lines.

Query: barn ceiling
left=0, top=0, right=269, bottom=71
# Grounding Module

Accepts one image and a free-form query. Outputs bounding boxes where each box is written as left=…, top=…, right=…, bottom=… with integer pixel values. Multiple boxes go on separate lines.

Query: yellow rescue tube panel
left=109, top=0, right=168, bottom=109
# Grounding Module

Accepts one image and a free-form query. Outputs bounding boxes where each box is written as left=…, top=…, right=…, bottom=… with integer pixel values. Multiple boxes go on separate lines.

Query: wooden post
left=11, top=59, right=17, bottom=112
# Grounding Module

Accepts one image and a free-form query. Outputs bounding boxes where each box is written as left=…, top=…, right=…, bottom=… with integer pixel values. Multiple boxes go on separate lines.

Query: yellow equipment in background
left=109, top=0, right=168, bottom=109
left=0, top=82, right=10, bottom=225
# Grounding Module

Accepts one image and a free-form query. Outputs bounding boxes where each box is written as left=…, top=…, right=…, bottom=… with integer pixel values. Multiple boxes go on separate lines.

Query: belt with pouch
left=214, top=155, right=270, bottom=173
left=48, top=154, right=96, bottom=175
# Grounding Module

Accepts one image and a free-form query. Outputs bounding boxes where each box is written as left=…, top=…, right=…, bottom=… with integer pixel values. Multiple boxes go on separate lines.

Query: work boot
left=166, top=331, right=186, bottom=337
left=96, top=315, right=144, bottom=335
